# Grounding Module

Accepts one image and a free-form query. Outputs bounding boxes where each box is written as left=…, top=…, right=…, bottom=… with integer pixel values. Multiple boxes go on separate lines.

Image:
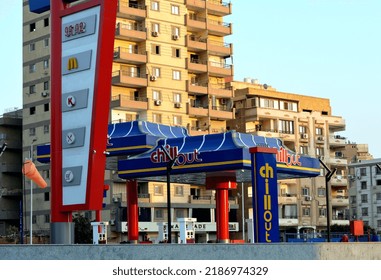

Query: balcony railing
left=112, top=70, right=148, bottom=88
left=114, top=47, right=147, bottom=64
left=115, top=23, right=146, bottom=42
left=117, top=0, right=146, bottom=19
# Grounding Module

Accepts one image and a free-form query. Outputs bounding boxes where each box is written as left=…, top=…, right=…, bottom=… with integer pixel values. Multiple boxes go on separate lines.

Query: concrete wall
left=1, top=243, right=381, bottom=260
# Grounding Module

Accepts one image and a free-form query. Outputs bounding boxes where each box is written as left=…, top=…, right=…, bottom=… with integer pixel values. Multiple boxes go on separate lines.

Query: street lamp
left=29, top=138, right=37, bottom=244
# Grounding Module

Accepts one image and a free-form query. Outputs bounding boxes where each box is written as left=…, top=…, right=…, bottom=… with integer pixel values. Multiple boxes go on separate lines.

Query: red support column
left=206, top=173, right=237, bottom=243
left=127, top=180, right=139, bottom=243
left=216, top=189, right=230, bottom=242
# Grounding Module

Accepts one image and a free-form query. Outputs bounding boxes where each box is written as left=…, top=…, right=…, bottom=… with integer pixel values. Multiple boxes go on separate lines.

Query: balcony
left=185, top=0, right=206, bottom=11
left=327, top=156, right=348, bottom=166
left=112, top=70, right=148, bottom=88
left=208, top=83, right=233, bottom=98
left=329, top=135, right=346, bottom=147
left=186, top=35, right=207, bottom=52
left=208, top=61, right=233, bottom=77
left=207, top=19, right=232, bottom=36
left=115, top=23, right=146, bottom=42
left=278, top=195, right=298, bottom=204
left=279, top=218, right=298, bottom=227
left=189, top=195, right=215, bottom=204
left=210, top=105, right=234, bottom=120
left=328, top=116, right=346, bottom=132
left=114, top=47, right=147, bottom=65
left=187, top=81, right=208, bottom=95
left=110, top=94, right=148, bottom=112
left=117, top=0, right=146, bottom=20
left=138, top=193, right=150, bottom=203
left=332, top=196, right=349, bottom=207
left=187, top=103, right=208, bottom=117
left=187, top=58, right=208, bottom=73
left=186, top=15, right=207, bottom=32
left=207, top=40, right=232, bottom=57
left=206, top=0, right=232, bottom=16
left=330, top=175, right=348, bottom=186
left=0, top=210, right=19, bottom=220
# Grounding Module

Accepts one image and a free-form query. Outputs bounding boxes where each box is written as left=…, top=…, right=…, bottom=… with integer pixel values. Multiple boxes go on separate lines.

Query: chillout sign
left=250, top=147, right=280, bottom=243
left=276, top=147, right=301, bottom=166
left=150, top=145, right=202, bottom=166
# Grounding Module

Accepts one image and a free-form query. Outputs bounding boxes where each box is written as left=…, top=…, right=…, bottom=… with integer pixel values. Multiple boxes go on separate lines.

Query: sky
left=0, top=1, right=380, bottom=157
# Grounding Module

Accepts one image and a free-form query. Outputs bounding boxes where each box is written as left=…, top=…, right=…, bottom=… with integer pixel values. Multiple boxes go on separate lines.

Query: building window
left=299, top=146, right=308, bottom=155
left=316, top=147, right=324, bottom=157
left=302, top=187, right=310, bottom=196
left=299, top=125, right=307, bottom=134
left=172, top=26, right=180, bottom=36
left=44, top=192, right=50, bottom=201
left=152, top=44, right=160, bottom=55
left=171, top=5, right=180, bottom=15
left=151, top=1, right=159, bottom=11
left=376, top=166, right=381, bottom=175
left=43, top=59, right=49, bottom=69
left=378, top=220, right=381, bottom=227
left=350, top=196, right=356, bottom=204
left=377, top=206, right=381, bottom=214
left=377, top=193, right=381, bottom=201
left=45, top=214, right=50, bottom=223
left=360, top=168, right=367, bottom=176
left=44, top=38, right=49, bottom=48
left=30, top=23, right=36, bottom=32
left=44, top=103, right=49, bottom=112
left=302, top=207, right=310, bottom=216
left=172, top=70, right=181, bottom=80
left=152, top=23, right=160, bottom=33
left=175, top=209, right=186, bottom=220
left=152, top=90, right=161, bottom=101
left=30, top=107, right=36, bottom=115
left=173, top=115, right=182, bottom=126
left=175, top=185, right=183, bottom=196
left=29, top=64, right=36, bottom=73
left=44, top=18, right=49, bottom=27
left=152, top=67, right=161, bottom=77
left=361, top=194, right=368, bottom=203
left=29, top=85, right=36, bottom=94
left=32, top=215, right=37, bottom=224
left=172, top=48, right=181, bottom=58
left=43, top=125, right=49, bottom=134
left=29, top=128, right=36, bottom=136
left=44, top=81, right=49, bottom=90
left=279, top=100, right=297, bottom=111
left=173, top=92, right=181, bottom=103
left=317, top=187, right=326, bottom=197
left=29, top=43, right=35, bottom=52
left=316, top=127, right=323, bottom=135
left=319, top=208, right=326, bottom=217
left=361, top=207, right=368, bottom=217
left=154, top=185, right=163, bottom=195
left=278, top=120, right=294, bottom=134
left=155, top=209, right=164, bottom=219
left=377, top=180, right=381, bottom=186
left=153, top=113, right=162, bottom=124
left=361, top=181, right=367, bottom=190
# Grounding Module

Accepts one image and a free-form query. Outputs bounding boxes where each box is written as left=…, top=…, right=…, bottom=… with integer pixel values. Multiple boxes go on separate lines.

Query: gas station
left=30, top=0, right=321, bottom=244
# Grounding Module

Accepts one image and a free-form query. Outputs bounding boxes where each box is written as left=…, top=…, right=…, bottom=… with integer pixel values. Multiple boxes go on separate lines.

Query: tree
left=73, top=214, right=92, bottom=244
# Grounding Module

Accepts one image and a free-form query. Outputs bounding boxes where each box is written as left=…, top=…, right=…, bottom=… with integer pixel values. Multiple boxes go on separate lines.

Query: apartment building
left=227, top=79, right=349, bottom=239
left=0, top=109, right=22, bottom=237
left=23, top=0, right=235, bottom=242
left=348, top=159, right=381, bottom=233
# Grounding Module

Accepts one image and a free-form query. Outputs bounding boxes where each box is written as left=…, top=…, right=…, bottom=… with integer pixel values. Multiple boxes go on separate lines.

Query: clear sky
left=0, top=1, right=380, bottom=157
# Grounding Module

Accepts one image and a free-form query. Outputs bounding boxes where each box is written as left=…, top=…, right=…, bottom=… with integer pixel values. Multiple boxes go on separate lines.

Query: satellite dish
left=263, top=84, right=268, bottom=89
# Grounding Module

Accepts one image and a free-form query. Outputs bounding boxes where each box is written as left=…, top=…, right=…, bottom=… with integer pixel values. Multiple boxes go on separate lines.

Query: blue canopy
left=118, top=131, right=321, bottom=184
left=36, top=121, right=189, bottom=162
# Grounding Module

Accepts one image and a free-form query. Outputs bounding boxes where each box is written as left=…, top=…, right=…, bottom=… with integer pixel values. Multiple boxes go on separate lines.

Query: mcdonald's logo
left=67, top=57, right=78, bottom=70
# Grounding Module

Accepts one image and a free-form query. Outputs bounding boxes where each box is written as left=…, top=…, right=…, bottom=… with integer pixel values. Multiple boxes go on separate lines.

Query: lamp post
left=29, top=138, right=37, bottom=244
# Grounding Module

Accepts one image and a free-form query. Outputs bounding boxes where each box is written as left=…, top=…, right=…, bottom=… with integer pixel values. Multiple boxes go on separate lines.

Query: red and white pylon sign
left=50, top=0, right=117, bottom=226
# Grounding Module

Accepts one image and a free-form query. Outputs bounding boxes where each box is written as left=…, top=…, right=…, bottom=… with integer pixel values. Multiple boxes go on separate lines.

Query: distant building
left=348, top=159, right=381, bottom=233
left=0, top=109, right=22, bottom=236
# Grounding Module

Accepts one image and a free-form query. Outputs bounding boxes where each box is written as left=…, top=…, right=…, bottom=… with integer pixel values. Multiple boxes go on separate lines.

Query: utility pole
left=319, top=158, right=336, bottom=242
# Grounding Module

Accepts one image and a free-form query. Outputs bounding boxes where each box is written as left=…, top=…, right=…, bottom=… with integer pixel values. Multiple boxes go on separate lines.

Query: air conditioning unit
left=335, top=151, right=343, bottom=158
left=150, top=75, right=157, bottom=81
left=112, top=197, right=119, bottom=203
left=109, top=220, right=115, bottom=226
left=317, top=136, right=324, bottom=141
left=302, top=133, right=308, bottom=139
left=41, top=91, right=49, bottom=97
left=154, top=100, right=162, bottom=106
left=151, top=31, right=159, bottom=37
left=174, top=102, right=182, bottom=108
left=305, top=196, right=312, bottom=201
left=220, top=99, right=227, bottom=105
left=172, top=34, right=179, bottom=40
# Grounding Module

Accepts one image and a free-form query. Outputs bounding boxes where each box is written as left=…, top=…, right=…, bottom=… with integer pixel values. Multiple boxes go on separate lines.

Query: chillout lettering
left=259, top=163, right=274, bottom=243
left=150, top=145, right=202, bottom=166
left=276, top=147, right=301, bottom=166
